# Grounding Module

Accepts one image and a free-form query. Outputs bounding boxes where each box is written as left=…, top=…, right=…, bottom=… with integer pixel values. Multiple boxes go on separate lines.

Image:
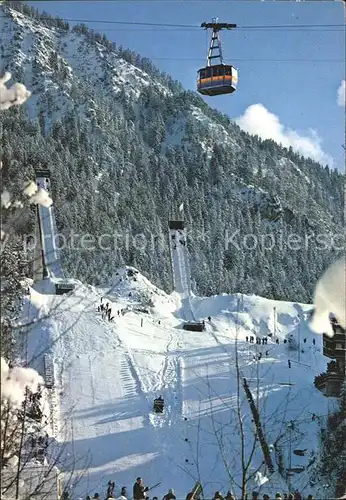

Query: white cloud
left=234, top=103, right=333, bottom=166
left=337, top=80, right=345, bottom=107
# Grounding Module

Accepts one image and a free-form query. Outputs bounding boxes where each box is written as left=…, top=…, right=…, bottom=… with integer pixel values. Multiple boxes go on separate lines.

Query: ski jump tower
left=168, top=217, right=205, bottom=332
left=33, top=170, right=74, bottom=294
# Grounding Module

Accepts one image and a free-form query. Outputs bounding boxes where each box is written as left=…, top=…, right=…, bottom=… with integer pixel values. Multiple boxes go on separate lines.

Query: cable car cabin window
left=211, top=66, right=227, bottom=78
left=205, top=68, right=212, bottom=78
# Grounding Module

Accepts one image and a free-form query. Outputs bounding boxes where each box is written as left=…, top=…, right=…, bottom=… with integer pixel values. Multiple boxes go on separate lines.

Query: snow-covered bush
left=1, top=73, right=53, bottom=246
left=1, top=358, right=43, bottom=488
left=0, top=72, right=31, bottom=110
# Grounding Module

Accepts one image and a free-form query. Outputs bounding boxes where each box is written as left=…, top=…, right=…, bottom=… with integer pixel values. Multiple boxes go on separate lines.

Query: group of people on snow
left=79, top=477, right=315, bottom=500
left=245, top=333, right=316, bottom=356
left=246, top=336, right=269, bottom=344
left=249, top=492, right=314, bottom=500
left=98, top=299, right=115, bottom=322
left=209, top=491, right=314, bottom=500
left=98, top=298, right=133, bottom=321
left=82, top=477, right=167, bottom=500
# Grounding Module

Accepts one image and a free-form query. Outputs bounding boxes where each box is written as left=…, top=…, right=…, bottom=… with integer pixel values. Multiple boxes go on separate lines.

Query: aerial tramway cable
left=1, top=13, right=343, bottom=31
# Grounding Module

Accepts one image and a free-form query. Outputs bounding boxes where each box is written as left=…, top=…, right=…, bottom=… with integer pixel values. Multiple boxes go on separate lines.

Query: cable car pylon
left=197, top=17, right=238, bottom=96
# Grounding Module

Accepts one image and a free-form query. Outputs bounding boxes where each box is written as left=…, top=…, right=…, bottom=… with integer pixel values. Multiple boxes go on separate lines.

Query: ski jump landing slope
left=169, top=227, right=196, bottom=322
left=36, top=174, right=63, bottom=279
left=24, top=269, right=332, bottom=500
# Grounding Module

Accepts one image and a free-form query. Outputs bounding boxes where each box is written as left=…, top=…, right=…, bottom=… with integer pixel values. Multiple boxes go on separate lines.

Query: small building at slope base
left=183, top=322, right=206, bottom=332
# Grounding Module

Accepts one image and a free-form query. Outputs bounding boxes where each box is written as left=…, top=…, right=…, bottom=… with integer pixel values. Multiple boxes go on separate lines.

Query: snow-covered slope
left=23, top=269, right=331, bottom=499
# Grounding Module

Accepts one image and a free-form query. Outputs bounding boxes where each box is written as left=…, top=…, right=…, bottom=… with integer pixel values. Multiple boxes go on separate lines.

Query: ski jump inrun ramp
left=168, top=221, right=196, bottom=322
left=34, top=170, right=64, bottom=280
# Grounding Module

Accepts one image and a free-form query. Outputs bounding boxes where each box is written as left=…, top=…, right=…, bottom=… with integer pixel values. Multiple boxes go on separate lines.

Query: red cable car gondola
left=197, top=18, right=238, bottom=97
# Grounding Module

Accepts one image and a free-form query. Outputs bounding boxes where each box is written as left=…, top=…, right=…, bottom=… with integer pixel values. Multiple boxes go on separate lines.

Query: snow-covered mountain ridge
left=0, top=2, right=343, bottom=302
left=1, top=3, right=342, bottom=207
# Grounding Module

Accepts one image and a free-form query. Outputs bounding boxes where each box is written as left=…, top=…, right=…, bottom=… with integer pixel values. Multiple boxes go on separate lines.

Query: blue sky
left=28, top=1, right=345, bottom=170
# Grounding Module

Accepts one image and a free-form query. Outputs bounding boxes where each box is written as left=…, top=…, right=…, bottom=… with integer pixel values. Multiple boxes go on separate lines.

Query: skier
left=133, top=477, right=149, bottom=500
left=276, top=338, right=280, bottom=344
left=208, top=316, right=211, bottom=322
left=246, top=336, right=249, bottom=342
left=250, top=335, right=254, bottom=343
left=303, top=338, right=307, bottom=343
left=163, top=489, right=176, bottom=500
left=288, top=360, right=291, bottom=369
